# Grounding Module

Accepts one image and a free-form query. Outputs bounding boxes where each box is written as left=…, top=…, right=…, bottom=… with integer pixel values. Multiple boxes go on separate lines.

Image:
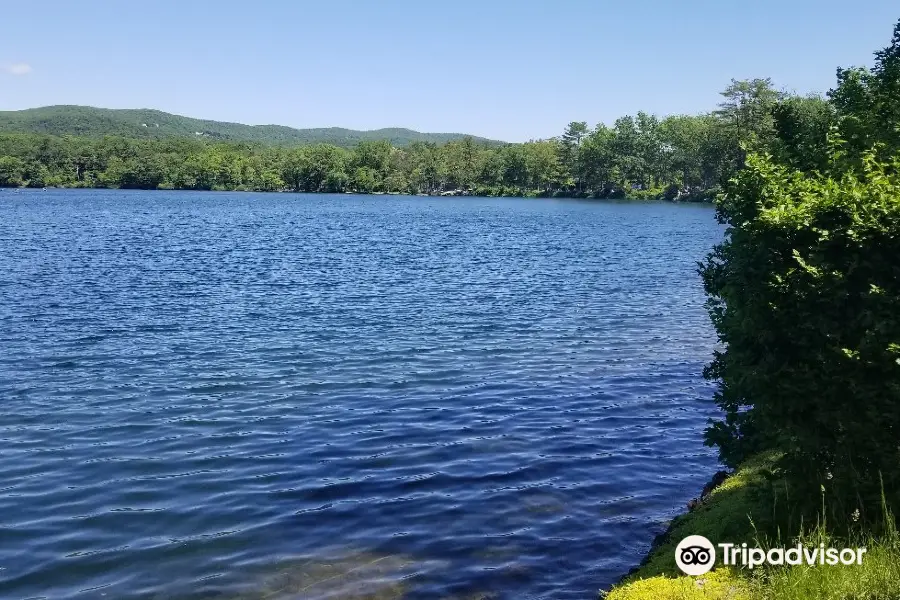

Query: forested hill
left=0, top=77, right=836, bottom=199
left=0, top=106, right=503, bottom=148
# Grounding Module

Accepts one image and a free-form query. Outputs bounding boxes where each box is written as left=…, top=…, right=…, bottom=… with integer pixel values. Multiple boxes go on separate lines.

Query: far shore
left=0, top=185, right=716, bottom=203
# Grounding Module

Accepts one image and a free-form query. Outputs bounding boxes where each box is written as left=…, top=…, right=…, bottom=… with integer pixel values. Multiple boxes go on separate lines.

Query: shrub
left=700, top=149, right=900, bottom=521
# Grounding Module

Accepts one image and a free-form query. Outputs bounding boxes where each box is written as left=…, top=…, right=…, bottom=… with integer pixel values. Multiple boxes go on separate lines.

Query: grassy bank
left=602, top=454, right=900, bottom=600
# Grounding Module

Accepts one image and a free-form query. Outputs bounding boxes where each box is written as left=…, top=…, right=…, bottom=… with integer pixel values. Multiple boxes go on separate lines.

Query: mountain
left=0, top=105, right=504, bottom=147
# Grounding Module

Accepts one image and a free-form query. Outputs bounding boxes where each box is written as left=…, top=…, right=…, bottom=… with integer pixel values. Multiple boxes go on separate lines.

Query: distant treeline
left=0, top=80, right=832, bottom=200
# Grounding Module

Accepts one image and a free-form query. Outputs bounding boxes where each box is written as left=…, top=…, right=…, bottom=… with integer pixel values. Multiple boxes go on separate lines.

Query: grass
left=602, top=453, right=900, bottom=600
left=756, top=542, right=900, bottom=600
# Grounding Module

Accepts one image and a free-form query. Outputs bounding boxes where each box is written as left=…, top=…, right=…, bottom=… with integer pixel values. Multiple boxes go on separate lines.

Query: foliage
left=701, top=149, right=900, bottom=514
left=770, top=95, right=836, bottom=173
left=0, top=155, right=26, bottom=187
left=716, top=78, right=785, bottom=150
left=700, top=19, right=900, bottom=519
left=829, top=20, right=900, bottom=160
left=0, top=78, right=804, bottom=199
left=0, top=105, right=503, bottom=148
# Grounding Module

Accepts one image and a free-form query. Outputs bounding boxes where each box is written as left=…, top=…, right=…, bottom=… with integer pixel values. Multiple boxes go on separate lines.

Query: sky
left=1, top=0, right=898, bottom=142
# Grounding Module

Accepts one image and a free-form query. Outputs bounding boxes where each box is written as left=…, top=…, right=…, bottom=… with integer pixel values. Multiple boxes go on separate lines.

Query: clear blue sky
left=1, top=0, right=897, bottom=142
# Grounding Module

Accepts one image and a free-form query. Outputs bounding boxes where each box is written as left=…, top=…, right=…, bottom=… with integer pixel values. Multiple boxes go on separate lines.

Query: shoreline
left=597, top=452, right=900, bottom=599
left=597, top=455, right=772, bottom=599
left=606, top=467, right=733, bottom=593
left=0, top=185, right=715, bottom=203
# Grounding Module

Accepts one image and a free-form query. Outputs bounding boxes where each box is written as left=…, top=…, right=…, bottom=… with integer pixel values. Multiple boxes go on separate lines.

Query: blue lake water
left=0, top=189, right=722, bottom=599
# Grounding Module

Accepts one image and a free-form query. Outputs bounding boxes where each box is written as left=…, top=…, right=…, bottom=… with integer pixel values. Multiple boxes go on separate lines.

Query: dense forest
left=0, top=105, right=502, bottom=147
left=0, top=79, right=830, bottom=200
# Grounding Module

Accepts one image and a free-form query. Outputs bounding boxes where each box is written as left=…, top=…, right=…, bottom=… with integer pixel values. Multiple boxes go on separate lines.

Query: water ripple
left=0, top=190, right=723, bottom=599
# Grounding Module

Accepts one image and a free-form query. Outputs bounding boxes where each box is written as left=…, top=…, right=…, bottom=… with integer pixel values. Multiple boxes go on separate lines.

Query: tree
left=559, top=121, right=588, bottom=190
left=500, top=144, right=529, bottom=193
left=118, top=156, right=166, bottom=189
left=405, top=142, right=440, bottom=193
left=562, top=121, right=588, bottom=147
left=352, top=166, right=378, bottom=193
left=0, top=156, right=25, bottom=187
left=522, top=140, right=564, bottom=193
left=829, top=19, right=900, bottom=159
left=281, top=149, right=308, bottom=192
left=635, top=112, right=667, bottom=188
left=298, top=144, right=349, bottom=192
left=576, top=125, right=615, bottom=192
left=660, top=115, right=706, bottom=189
left=770, top=95, right=835, bottom=173
left=611, top=116, right=646, bottom=187
left=23, top=161, right=50, bottom=188
left=351, top=140, right=392, bottom=190
left=716, top=78, right=784, bottom=152
left=441, top=137, right=483, bottom=191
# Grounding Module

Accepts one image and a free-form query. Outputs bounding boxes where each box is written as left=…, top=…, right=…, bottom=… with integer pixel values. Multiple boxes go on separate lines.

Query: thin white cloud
left=3, top=63, right=32, bottom=75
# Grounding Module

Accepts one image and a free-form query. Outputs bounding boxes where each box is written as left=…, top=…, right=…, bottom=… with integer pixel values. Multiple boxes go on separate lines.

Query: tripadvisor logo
left=675, top=535, right=867, bottom=575
left=675, top=535, right=716, bottom=575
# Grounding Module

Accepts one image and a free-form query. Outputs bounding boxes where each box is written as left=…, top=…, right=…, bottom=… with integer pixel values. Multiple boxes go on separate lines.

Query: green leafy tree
left=24, top=161, right=50, bottom=187
left=281, top=149, right=308, bottom=191
left=352, top=140, right=392, bottom=189
left=352, top=166, right=378, bottom=193
left=829, top=19, right=900, bottom=160
left=716, top=78, right=785, bottom=149
left=659, top=115, right=708, bottom=189
left=119, top=156, right=166, bottom=189
left=770, top=95, right=836, bottom=173
left=559, top=121, right=588, bottom=189
left=610, top=116, right=646, bottom=187
left=522, top=140, right=564, bottom=193
left=576, top=125, right=615, bottom=192
left=0, top=156, right=25, bottom=187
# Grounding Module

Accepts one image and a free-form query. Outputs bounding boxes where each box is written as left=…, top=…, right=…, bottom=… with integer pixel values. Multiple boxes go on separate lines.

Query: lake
left=0, top=189, right=722, bottom=599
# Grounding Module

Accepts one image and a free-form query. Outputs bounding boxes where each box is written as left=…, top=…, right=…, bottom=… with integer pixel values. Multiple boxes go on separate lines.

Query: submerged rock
left=230, top=551, right=417, bottom=600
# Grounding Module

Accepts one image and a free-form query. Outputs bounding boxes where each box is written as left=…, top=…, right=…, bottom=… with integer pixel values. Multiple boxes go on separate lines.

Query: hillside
left=0, top=105, right=503, bottom=147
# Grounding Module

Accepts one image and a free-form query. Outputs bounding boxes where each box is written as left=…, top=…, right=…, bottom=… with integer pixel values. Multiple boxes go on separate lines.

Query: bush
left=700, top=149, right=900, bottom=521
